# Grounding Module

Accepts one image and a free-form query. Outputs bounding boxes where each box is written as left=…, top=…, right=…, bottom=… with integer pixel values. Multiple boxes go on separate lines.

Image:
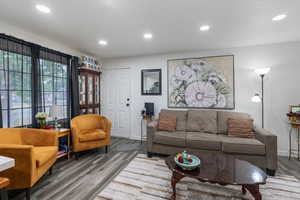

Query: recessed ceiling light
left=272, top=14, right=287, bottom=21
left=144, top=33, right=153, bottom=39
left=98, top=40, right=108, bottom=46
left=36, top=4, right=51, bottom=14
left=200, top=25, right=210, bottom=31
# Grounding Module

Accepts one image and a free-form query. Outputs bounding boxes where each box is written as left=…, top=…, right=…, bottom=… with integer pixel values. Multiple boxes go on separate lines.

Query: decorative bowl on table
left=174, top=152, right=201, bottom=171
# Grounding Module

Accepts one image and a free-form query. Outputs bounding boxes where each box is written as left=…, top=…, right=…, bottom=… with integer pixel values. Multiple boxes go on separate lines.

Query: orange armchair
left=71, top=114, right=112, bottom=157
left=0, top=128, right=58, bottom=200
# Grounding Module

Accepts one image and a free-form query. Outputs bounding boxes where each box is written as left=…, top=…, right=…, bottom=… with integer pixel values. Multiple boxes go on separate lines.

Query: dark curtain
left=70, top=56, right=80, bottom=118
left=31, top=45, right=41, bottom=128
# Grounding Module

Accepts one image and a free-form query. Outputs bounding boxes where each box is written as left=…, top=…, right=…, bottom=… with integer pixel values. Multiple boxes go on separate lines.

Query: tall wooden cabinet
left=78, top=68, right=101, bottom=114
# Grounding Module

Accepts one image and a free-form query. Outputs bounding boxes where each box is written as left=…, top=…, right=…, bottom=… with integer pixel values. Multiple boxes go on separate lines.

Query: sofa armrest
left=103, top=118, right=112, bottom=145
left=104, top=119, right=112, bottom=137
left=147, top=119, right=158, bottom=152
left=254, top=127, right=278, bottom=170
left=0, top=144, right=36, bottom=188
left=21, top=129, right=58, bottom=146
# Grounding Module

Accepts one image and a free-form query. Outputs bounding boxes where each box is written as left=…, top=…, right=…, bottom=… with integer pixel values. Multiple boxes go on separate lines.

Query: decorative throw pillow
left=227, top=118, right=254, bottom=138
left=158, top=114, right=177, bottom=131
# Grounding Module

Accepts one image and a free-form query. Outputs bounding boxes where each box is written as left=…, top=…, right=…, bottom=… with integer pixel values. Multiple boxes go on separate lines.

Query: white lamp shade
left=49, top=105, right=63, bottom=119
left=254, top=68, right=270, bottom=76
left=251, top=94, right=261, bottom=103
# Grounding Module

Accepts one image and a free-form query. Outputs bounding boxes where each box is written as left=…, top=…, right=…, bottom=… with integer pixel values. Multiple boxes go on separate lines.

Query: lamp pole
left=261, top=74, right=264, bottom=128
left=253, top=68, right=270, bottom=129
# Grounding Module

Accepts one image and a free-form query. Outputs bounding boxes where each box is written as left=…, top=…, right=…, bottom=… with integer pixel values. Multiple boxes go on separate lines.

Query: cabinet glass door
left=79, top=75, right=86, bottom=105
left=78, top=69, right=101, bottom=115
left=95, top=76, right=99, bottom=104
left=87, top=75, right=93, bottom=104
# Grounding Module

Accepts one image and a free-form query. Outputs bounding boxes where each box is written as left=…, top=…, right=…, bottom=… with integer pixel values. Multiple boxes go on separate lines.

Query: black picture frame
left=141, top=69, right=162, bottom=96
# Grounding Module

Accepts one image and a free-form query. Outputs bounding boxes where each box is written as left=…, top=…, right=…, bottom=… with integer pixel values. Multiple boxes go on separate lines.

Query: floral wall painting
left=168, top=55, right=234, bottom=109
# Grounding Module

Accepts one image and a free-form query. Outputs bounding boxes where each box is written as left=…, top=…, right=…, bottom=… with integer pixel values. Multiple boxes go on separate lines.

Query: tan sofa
left=147, top=109, right=277, bottom=175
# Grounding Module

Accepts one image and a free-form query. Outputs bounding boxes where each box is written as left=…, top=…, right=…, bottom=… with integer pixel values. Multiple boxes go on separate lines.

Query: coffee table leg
left=243, top=184, right=262, bottom=200
left=171, top=172, right=184, bottom=200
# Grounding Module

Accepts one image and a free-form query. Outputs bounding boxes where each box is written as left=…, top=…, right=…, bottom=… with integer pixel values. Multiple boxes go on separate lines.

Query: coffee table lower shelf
left=171, top=171, right=262, bottom=200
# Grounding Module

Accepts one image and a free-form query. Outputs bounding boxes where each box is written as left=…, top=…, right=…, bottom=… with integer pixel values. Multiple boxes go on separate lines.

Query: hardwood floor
left=9, top=137, right=146, bottom=200
left=9, top=137, right=300, bottom=200
left=278, top=156, right=300, bottom=180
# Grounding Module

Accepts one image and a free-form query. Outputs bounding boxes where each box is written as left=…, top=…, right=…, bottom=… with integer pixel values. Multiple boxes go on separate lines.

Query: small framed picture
left=289, top=105, right=300, bottom=113
left=141, top=69, right=162, bottom=95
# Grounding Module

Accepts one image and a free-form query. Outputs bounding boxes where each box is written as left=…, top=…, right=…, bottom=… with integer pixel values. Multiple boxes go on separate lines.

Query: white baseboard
left=278, top=150, right=288, bottom=157
left=111, top=134, right=129, bottom=139
left=130, top=135, right=145, bottom=141
left=278, top=149, right=300, bottom=157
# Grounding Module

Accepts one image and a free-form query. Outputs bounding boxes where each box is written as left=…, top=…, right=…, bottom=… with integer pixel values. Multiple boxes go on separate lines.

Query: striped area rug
left=95, top=154, right=300, bottom=200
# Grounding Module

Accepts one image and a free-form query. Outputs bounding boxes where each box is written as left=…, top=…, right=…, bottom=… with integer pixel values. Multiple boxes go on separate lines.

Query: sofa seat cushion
left=220, top=136, right=265, bottom=155
left=153, top=131, right=186, bottom=147
left=79, top=129, right=106, bottom=142
left=186, top=132, right=221, bottom=150
left=34, top=146, right=57, bottom=168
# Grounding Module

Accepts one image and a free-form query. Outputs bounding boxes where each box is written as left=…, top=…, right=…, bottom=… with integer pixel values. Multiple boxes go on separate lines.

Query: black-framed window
left=0, top=34, right=73, bottom=128
left=0, top=39, right=32, bottom=128
left=38, top=50, right=70, bottom=126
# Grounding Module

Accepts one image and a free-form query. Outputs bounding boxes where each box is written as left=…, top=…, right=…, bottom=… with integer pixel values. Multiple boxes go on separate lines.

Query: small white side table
left=140, top=115, right=152, bottom=144
left=289, top=122, right=300, bottom=160
left=0, top=156, right=15, bottom=172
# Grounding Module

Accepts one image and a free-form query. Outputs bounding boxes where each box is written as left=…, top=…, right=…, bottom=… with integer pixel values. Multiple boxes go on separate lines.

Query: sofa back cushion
left=72, top=114, right=105, bottom=131
left=0, top=129, right=23, bottom=144
left=227, top=118, right=254, bottom=138
left=158, top=114, right=177, bottom=131
left=186, top=110, right=217, bottom=134
left=160, top=109, right=187, bottom=131
left=217, top=111, right=250, bottom=134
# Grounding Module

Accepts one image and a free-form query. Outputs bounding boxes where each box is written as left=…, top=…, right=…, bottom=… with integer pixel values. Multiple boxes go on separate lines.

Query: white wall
left=103, top=41, right=300, bottom=156
left=0, top=20, right=82, bottom=56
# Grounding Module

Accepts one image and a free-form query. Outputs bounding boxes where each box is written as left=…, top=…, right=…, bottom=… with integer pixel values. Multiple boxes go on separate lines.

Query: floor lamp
left=251, top=68, right=270, bottom=128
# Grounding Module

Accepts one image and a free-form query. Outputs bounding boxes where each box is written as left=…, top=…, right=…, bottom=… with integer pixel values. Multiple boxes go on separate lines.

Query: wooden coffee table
left=165, top=152, right=267, bottom=200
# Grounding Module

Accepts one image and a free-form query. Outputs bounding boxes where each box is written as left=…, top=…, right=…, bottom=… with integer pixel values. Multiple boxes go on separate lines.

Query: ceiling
left=0, top=0, right=299, bottom=59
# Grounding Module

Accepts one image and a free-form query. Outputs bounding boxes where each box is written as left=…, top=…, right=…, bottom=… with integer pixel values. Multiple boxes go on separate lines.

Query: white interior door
left=101, top=68, right=131, bottom=138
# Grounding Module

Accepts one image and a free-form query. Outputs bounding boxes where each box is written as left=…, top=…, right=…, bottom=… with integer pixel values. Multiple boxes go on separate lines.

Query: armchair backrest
left=0, top=128, right=23, bottom=144
left=71, top=114, right=108, bottom=131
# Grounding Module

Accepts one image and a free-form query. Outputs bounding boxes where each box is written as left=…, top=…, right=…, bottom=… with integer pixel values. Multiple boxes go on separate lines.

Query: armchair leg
left=0, top=189, right=8, bottom=200
left=49, top=167, right=53, bottom=176
left=105, top=146, right=108, bottom=154
left=26, top=188, right=31, bottom=200
left=74, top=152, right=79, bottom=160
